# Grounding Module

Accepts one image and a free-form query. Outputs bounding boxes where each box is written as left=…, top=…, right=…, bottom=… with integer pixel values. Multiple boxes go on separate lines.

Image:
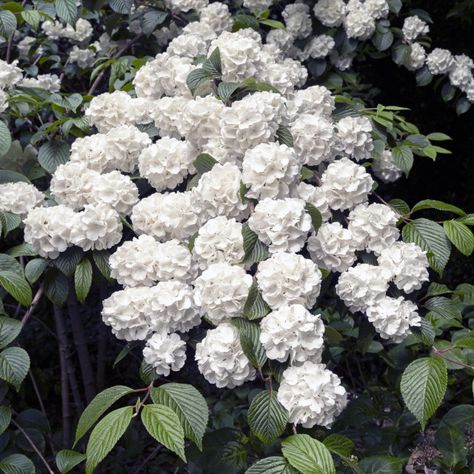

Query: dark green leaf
left=56, top=450, right=86, bottom=474
left=0, top=122, right=12, bottom=158
left=0, top=347, right=30, bottom=391
left=55, top=0, right=77, bottom=24
left=37, top=141, right=70, bottom=174
left=241, top=224, right=269, bottom=264
left=231, top=318, right=267, bottom=368
left=74, top=259, right=93, bottom=303
left=443, top=220, right=474, bottom=256
left=0, top=316, right=22, bottom=349
left=193, top=153, right=217, bottom=175
left=0, top=271, right=32, bottom=306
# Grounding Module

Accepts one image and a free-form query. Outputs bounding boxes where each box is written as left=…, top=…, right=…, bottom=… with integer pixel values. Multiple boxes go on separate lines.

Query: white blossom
left=257, top=252, right=322, bottom=309
left=449, top=55, right=474, bottom=90
left=372, top=149, right=403, bottom=182
left=365, top=0, right=389, bottom=19
left=278, top=362, right=347, bottom=428
left=0, top=182, right=44, bottom=215
left=0, top=60, right=22, bottom=89
left=164, top=0, right=208, bottom=12
left=336, top=116, right=374, bottom=162
left=294, top=183, right=331, bottom=222
left=199, top=2, right=232, bottom=33
left=19, top=74, right=61, bottom=93
left=194, top=262, right=252, bottom=324
left=285, top=86, right=335, bottom=123
left=336, top=264, right=389, bottom=313
left=260, top=304, right=325, bottom=363
left=344, top=5, right=376, bottom=40
left=366, top=296, right=421, bottom=343
left=195, top=322, right=256, bottom=388
left=150, top=96, right=190, bottom=138
left=85, top=91, right=135, bottom=132
left=143, top=332, right=187, bottom=376
left=300, top=35, right=335, bottom=61
left=248, top=198, right=311, bottom=253
left=402, top=16, right=429, bottom=43
left=69, top=134, right=113, bottom=173
left=406, top=42, right=427, bottom=71
left=426, top=48, right=455, bottom=75
left=243, top=0, right=272, bottom=13
left=282, top=4, right=312, bottom=39
left=69, top=46, right=96, bottom=68
left=313, top=0, right=346, bottom=27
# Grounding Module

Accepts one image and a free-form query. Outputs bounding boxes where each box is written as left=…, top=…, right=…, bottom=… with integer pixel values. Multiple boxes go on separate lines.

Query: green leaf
left=231, top=318, right=267, bottom=368
left=276, top=126, right=294, bottom=147
left=248, top=390, right=288, bottom=444
left=388, top=199, right=410, bottom=217
left=233, top=14, right=259, bottom=32
left=55, top=0, right=77, bottom=24
left=74, top=259, right=92, bottom=303
left=0, top=406, right=11, bottom=435
left=0, top=316, right=22, bottom=349
left=457, top=214, right=474, bottom=226
left=412, top=199, right=465, bottom=216
left=113, top=341, right=141, bottom=368
left=242, top=224, right=269, bottom=264
left=435, top=426, right=467, bottom=469
left=424, top=296, right=461, bottom=320
left=56, top=450, right=86, bottom=474
left=0, top=254, right=22, bottom=275
left=0, top=212, right=21, bottom=237
left=402, top=218, right=451, bottom=276
left=141, top=404, right=186, bottom=462
left=0, top=454, right=35, bottom=474
left=243, top=282, right=270, bottom=321
left=151, top=383, right=208, bottom=450
left=0, top=122, right=12, bottom=158
left=305, top=203, right=322, bottom=232
left=92, top=250, right=111, bottom=281
left=85, top=406, right=133, bottom=474
left=400, top=357, right=447, bottom=430
left=282, top=434, right=336, bottom=474
left=391, top=146, right=413, bottom=176
left=25, top=258, right=48, bottom=285
left=416, top=66, right=433, bottom=87
left=259, top=19, right=285, bottom=29
left=193, top=153, right=217, bottom=175
left=246, top=456, right=296, bottom=474
left=21, top=10, right=41, bottom=29
left=186, top=68, right=212, bottom=96
left=218, top=82, right=241, bottom=103
left=0, top=170, right=29, bottom=184
left=359, top=455, right=403, bottom=473
left=37, top=141, right=70, bottom=173
left=109, top=0, right=133, bottom=14
left=203, top=48, right=222, bottom=77
left=140, top=10, right=168, bottom=35
left=323, top=434, right=354, bottom=458
left=443, top=220, right=474, bottom=256
left=392, top=43, right=410, bottom=66
left=74, top=385, right=134, bottom=445
left=372, top=30, right=394, bottom=51
left=0, top=271, right=32, bottom=306
left=7, top=244, right=37, bottom=258
left=43, top=269, right=69, bottom=306
left=0, top=347, right=30, bottom=391
left=0, top=10, right=17, bottom=39
left=427, top=132, right=451, bottom=141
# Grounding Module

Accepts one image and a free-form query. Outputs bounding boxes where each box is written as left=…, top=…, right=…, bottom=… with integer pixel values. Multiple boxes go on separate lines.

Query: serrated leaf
left=323, top=434, right=354, bottom=458
left=402, top=218, right=451, bottom=276
left=203, top=48, right=222, bottom=77
left=0, top=454, right=35, bottom=474
left=7, top=244, right=37, bottom=257
left=443, top=220, right=474, bottom=256
left=0, top=271, right=32, bottom=306
left=0, top=316, right=22, bottom=349
left=85, top=406, right=133, bottom=474
left=43, top=269, right=69, bottom=307
left=193, top=153, right=217, bottom=175
left=0, top=213, right=21, bottom=237
left=0, top=406, right=11, bottom=435
left=0, top=347, right=30, bottom=391
left=0, top=122, right=12, bottom=158
left=424, top=296, right=461, bottom=320
left=151, top=383, right=208, bottom=450
left=248, top=390, right=288, bottom=444
left=109, top=0, right=133, bottom=14
left=141, top=404, right=186, bottom=462
left=233, top=14, right=259, bottom=32
left=411, top=319, right=435, bottom=346
left=372, top=30, right=393, bottom=51
left=246, top=456, right=296, bottom=474
left=231, top=318, right=267, bottom=368
left=74, top=259, right=92, bottom=303
left=388, top=198, right=410, bottom=217
left=282, top=434, right=336, bottom=474
left=92, top=250, right=111, bottom=281
left=305, top=203, right=322, bottom=232
left=141, top=10, right=168, bottom=35
left=412, top=199, right=465, bottom=216
left=54, top=246, right=83, bottom=277
left=113, top=341, right=141, bottom=368
left=392, top=146, right=413, bottom=176
left=435, top=426, right=467, bottom=469
left=359, top=455, right=403, bottom=473
left=0, top=10, right=17, bottom=39
left=186, top=68, right=212, bottom=96
left=242, top=224, right=269, bottom=264
left=37, top=141, right=69, bottom=173
left=55, top=0, right=77, bottom=24
left=276, top=126, right=294, bottom=147
left=243, top=282, right=270, bottom=320
left=25, top=258, right=48, bottom=285
left=21, top=10, right=41, bottom=29
left=218, top=82, right=241, bottom=103
left=74, top=385, right=134, bottom=445
left=56, top=450, right=86, bottom=474
left=400, top=357, right=447, bottom=430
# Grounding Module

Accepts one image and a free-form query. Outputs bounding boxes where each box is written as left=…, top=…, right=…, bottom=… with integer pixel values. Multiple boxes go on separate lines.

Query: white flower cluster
left=21, top=9, right=436, bottom=427
left=0, top=182, right=44, bottom=216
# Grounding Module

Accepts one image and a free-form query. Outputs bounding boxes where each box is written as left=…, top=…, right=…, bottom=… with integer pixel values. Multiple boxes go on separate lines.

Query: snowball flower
left=282, top=4, right=312, bottom=39
left=69, top=134, right=112, bottom=173
left=365, top=0, right=389, bottom=19
left=138, top=138, right=196, bottom=191
left=278, top=361, right=347, bottom=428
left=0, top=182, right=44, bottom=215
left=260, top=305, right=325, bottom=364
left=131, top=191, right=201, bottom=241
left=372, top=149, right=403, bottom=182
left=291, top=114, right=336, bottom=165
left=301, top=35, right=335, bottom=60
left=167, top=32, right=209, bottom=58
left=426, top=48, right=455, bottom=75
left=150, top=96, right=190, bottom=138
left=242, top=143, right=300, bottom=199
left=194, top=263, right=252, bottom=324
left=348, top=203, right=400, bottom=255
left=193, top=216, right=244, bottom=270
left=307, top=222, right=358, bottom=272
left=24, top=205, right=79, bottom=259
left=378, top=242, right=429, bottom=293
left=85, top=91, right=135, bottom=132
left=313, top=0, right=346, bottom=27
left=344, top=7, right=376, bottom=40
left=248, top=198, right=312, bottom=253
left=143, top=333, right=187, bottom=376
left=406, top=42, right=427, bottom=71
left=257, top=252, right=322, bottom=309
left=294, top=183, right=331, bottom=222
left=0, top=59, right=23, bottom=89
left=19, top=74, right=61, bottom=93
left=164, top=0, right=208, bottom=12
left=146, top=281, right=201, bottom=333
left=71, top=204, right=122, bottom=251
left=336, top=264, right=389, bottom=313
left=101, top=287, right=152, bottom=341
left=336, top=116, right=374, bottom=162
left=243, top=0, right=272, bottom=12
left=449, top=55, right=474, bottom=90
left=402, top=16, right=429, bottom=43
left=199, top=2, right=232, bottom=33
left=320, top=158, right=374, bottom=211
left=285, top=86, right=335, bottom=124
left=366, top=296, right=421, bottom=343
left=195, top=322, right=256, bottom=388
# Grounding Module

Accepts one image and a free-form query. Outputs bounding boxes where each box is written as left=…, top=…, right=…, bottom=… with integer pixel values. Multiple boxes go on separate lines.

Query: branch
left=22, top=287, right=44, bottom=326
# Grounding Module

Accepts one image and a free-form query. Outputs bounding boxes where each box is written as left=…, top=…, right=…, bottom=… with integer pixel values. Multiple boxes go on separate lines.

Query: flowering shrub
left=0, top=0, right=473, bottom=473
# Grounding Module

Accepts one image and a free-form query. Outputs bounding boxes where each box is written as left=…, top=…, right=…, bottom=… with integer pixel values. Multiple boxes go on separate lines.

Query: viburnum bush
left=0, top=0, right=473, bottom=473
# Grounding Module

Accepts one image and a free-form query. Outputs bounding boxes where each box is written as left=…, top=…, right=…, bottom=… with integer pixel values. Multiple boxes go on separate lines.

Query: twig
left=67, top=289, right=96, bottom=403
left=133, top=445, right=162, bottom=474
left=53, top=306, right=72, bottom=448
left=87, top=34, right=143, bottom=96
left=11, top=418, right=55, bottom=474
left=22, top=287, right=44, bottom=326
left=5, top=33, right=14, bottom=63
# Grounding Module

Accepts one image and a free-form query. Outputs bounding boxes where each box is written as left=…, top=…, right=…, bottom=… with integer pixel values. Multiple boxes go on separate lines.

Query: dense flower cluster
left=17, top=3, right=434, bottom=429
